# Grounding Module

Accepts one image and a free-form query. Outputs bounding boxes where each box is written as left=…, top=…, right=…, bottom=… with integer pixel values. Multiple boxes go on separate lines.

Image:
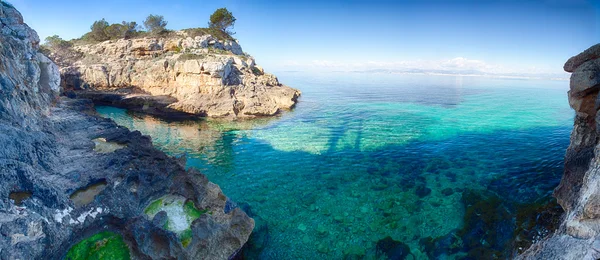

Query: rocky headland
left=518, top=44, right=600, bottom=259
left=50, top=29, right=300, bottom=119
left=0, top=2, right=253, bottom=259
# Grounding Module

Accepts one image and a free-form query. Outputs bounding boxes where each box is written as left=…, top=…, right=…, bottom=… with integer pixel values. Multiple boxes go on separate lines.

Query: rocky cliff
left=519, top=44, right=600, bottom=259
left=0, top=2, right=253, bottom=259
left=54, top=30, right=300, bottom=118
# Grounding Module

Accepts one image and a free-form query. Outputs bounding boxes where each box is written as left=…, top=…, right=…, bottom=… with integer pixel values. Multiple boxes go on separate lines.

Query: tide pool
left=96, top=72, right=572, bottom=259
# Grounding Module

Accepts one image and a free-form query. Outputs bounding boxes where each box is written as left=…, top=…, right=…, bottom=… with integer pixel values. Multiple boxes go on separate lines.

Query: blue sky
left=8, top=0, right=600, bottom=75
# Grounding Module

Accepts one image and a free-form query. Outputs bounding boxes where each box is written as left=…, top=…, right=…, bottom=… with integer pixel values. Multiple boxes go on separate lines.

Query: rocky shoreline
left=53, top=30, right=301, bottom=119
left=0, top=3, right=253, bottom=259
left=519, top=44, right=600, bottom=259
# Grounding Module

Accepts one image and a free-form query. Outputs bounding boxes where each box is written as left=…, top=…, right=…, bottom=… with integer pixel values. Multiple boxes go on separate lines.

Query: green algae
left=143, top=196, right=207, bottom=247
left=65, top=231, right=130, bottom=260
left=143, top=198, right=163, bottom=215
left=184, top=200, right=208, bottom=219
left=180, top=229, right=193, bottom=248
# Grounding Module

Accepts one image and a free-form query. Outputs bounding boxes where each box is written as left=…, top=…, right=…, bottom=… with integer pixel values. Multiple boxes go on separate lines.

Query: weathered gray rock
left=0, top=3, right=253, bottom=259
left=565, top=44, right=600, bottom=73
left=570, top=59, right=600, bottom=96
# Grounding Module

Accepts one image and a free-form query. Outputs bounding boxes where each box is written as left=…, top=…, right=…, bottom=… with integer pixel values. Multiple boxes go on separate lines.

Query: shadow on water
left=97, top=106, right=570, bottom=259
left=234, top=126, right=568, bottom=259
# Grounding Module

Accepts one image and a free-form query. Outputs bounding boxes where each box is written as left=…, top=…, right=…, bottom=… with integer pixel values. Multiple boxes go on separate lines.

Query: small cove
left=97, top=72, right=572, bottom=258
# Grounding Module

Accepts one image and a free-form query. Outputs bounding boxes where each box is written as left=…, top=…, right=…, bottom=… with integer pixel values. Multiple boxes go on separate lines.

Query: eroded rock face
left=0, top=3, right=253, bottom=259
left=518, top=44, right=600, bottom=259
left=54, top=31, right=301, bottom=118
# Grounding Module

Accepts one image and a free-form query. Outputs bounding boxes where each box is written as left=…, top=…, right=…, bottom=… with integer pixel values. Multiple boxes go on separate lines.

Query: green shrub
left=183, top=27, right=234, bottom=41
left=252, top=67, right=263, bottom=75
left=144, top=14, right=168, bottom=34
left=43, top=35, right=72, bottom=51
left=89, top=19, right=110, bottom=42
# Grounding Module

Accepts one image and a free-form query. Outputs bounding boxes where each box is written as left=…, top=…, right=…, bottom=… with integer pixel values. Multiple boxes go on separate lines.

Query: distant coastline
left=277, top=70, right=570, bottom=81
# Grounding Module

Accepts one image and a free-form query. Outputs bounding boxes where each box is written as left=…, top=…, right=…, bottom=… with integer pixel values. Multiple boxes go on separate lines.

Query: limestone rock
left=53, top=32, right=300, bottom=119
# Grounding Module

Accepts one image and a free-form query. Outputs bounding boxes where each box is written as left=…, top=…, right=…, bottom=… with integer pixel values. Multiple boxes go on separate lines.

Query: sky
left=7, top=0, right=600, bottom=76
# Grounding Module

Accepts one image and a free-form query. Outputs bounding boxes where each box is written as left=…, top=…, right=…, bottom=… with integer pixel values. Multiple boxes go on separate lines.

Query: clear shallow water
left=97, top=73, right=572, bottom=259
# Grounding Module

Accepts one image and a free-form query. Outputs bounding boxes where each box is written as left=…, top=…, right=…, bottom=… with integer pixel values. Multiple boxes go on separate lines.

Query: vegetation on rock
left=65, top=231, right=130, bottom=260
left=144, top=196, right=209, bottom=247
left=183, top=27, right=234, bottom=41
left=144, top=14, right=168, bottom=34
left=44, top=8, right=236, bottom=47
left=209, top=8, right=236, bottom=35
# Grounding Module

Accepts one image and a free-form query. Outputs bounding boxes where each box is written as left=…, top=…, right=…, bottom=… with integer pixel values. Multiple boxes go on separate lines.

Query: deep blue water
left=97, top=72, right=572, bottom=259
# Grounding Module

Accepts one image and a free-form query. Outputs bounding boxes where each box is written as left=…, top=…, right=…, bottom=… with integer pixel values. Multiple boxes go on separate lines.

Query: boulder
left=564, top=44, right=600, bottom=72
left=570, top=59, right=600, bottom=96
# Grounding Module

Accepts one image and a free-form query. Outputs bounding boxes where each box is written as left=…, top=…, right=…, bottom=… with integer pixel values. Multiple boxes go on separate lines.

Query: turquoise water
left=97, top=73, right=573, bottom=259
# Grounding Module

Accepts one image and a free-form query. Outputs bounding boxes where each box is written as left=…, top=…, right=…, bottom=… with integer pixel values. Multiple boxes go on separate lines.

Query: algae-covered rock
left=65, top=231, right=130, bottom=260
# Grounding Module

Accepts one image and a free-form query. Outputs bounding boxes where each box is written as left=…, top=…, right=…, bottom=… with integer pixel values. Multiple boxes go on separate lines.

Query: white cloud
left=278, top=57, right=565, bottom=78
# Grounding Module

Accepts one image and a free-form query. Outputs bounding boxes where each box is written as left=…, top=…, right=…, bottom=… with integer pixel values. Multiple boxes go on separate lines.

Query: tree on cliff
left=41, top=35, right=82, bottom=67
left=40, top=35, right=72, bottom=58
left=209, top=8, right=236, bottom=35
left=144, top=14, right=168, bottom=34
left=43, top=35, right=72, bottom=51
left=89, top=18, right=110, bottom=41
left=105, top=21, right=139, bottom=39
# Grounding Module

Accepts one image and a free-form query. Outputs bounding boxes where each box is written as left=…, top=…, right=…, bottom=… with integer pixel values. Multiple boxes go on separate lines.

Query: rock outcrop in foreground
left=0, top=3, right=253, bottom=259
left=55, top=29, right=300, bottom=118
left=519, top=44, right=600, bottom=259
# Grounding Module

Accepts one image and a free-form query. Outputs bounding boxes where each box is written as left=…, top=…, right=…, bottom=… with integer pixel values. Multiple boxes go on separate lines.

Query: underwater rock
left=419, top=231, right=463, bottom=259
left=232, top=202, right=270, bottom=259
left=513, top=198, right=563, bottom=255
left=459, top=189, right=514, bottom=254
left=420, top=189, right=563, bottom=259
left=317, top=243, right=330, bottom=253
left=375, top=236, right=413, bottom=260
left=415, top=185, right=432, bottom=198
left=441, top=188, right=454, bottom=196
